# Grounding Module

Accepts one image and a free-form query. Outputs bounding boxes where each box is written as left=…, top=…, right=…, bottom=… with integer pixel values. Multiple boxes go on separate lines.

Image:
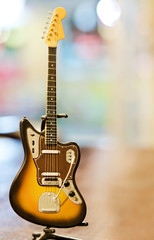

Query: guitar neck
left=45, top=47, right=57, bottom=145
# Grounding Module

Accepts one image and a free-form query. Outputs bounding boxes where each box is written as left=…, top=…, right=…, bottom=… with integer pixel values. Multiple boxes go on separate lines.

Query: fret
left=46, top=129, right=57, bottom=131
left=46, top=130, right=57, bottom=131
left=47, top=85, right=56, bottom=87
left=46, top=120, right=56, bottom=122
left=47, top=94, right=56, bottom=97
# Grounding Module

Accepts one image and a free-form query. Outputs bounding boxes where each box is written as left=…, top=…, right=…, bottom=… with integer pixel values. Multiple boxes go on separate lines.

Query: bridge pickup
left=42, top=150, right=60, bottom=154
left=42, top=177, right=62, bottom=187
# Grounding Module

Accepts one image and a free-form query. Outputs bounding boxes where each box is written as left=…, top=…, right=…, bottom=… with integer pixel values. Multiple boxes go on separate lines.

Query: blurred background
left=1, top=0, right=154, bottom=239
left=1, top=0, right=154, bottom=148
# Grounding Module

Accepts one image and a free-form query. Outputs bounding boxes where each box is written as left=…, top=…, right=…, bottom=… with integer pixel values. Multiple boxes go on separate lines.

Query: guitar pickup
left=42, top=150, right=60, bottom=154
left=42, top=177, right=62, bottom=187
left=41, top=172, right=60, bottom=177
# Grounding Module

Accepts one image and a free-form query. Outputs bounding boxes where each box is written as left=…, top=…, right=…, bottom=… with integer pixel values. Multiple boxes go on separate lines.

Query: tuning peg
left=41, top=36, right=45, bottom=39
left=53, top=18, right=56, bottom=21
left=47, top=37, right=50, bottom=40
left=54, top=31, right=57, bottom=34
left=50, top=27, right=53, bottom=30
left=46, top=21, right=49, bottom=24
left=55, top=13, right=58, bottom=16
left=47, top=16, right=51, bottom=19
left=49, top=11, right=52, bottom=14
left=49, top=32, right=52, bottom=35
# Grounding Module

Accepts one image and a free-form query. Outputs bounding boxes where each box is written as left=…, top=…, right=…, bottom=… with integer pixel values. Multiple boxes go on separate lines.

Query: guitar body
left=9, top=118, right=86, bottom=227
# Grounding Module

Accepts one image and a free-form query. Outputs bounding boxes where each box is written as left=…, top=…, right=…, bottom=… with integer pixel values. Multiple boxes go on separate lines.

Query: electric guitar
left=9, top=7, right=86, bottom=228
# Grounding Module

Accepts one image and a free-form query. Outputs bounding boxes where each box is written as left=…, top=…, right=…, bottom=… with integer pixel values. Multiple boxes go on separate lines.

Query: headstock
left=42, top=7, right=66, bottom=47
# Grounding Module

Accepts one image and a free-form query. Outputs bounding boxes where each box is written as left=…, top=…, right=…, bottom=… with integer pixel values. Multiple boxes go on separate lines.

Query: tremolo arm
left=54, top=155, right=75, bottom=200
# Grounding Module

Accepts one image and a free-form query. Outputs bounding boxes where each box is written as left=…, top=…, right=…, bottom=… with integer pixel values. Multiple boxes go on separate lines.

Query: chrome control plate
left=27, top=128, right=39, bottom=158
left=63, top=180, right=82, bottom=205
left=66, top=149, right=75, bottom=163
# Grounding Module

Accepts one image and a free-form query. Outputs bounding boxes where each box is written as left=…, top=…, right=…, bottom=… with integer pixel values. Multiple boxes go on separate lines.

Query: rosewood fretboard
left=45, top=47, right=57, bottom=145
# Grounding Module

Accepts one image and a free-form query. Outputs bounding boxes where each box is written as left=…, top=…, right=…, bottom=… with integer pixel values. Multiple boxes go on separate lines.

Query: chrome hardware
left=42, top=150, right=60, bottom=154
left=66, top=149, right=75, bottom=164
left=57, top=114, right=68, bottom=118
left=42, top=177, right=62, bottom=187
left=63, top=180, right=82, bottom=205
left=38, top=192, right=60, bottom=213
left=41, top=172, right=60, bottom=177
left=27, top=128, right=39, bottom=158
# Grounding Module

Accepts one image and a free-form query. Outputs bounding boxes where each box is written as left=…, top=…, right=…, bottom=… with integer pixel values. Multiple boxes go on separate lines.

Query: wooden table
left=1, top=139, right=154, bottom=240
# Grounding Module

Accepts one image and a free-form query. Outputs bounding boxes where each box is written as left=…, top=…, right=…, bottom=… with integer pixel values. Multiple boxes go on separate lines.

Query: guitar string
left=56, top=25, right=59, bottom=198
left=55, top=35, right=59, bottom=197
